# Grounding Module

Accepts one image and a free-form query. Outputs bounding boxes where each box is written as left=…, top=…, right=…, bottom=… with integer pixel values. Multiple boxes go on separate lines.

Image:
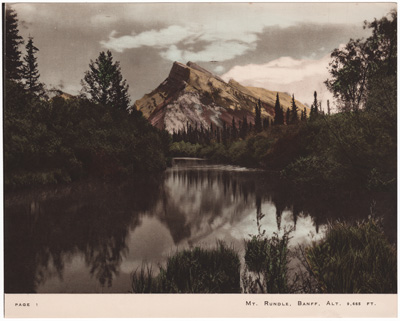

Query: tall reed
left=131, top=241, right=241, bottom=293
left=305, top=217, right=397, bottom=293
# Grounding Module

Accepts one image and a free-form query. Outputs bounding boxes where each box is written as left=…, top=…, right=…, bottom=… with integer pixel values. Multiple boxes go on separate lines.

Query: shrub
left=244, top=230, right=291, bottom=293
left=131, top=241, right=241, bottom=293
left=305, top=217, right=397, bottom=293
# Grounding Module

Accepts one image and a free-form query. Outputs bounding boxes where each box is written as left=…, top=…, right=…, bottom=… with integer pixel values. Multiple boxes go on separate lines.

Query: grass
left=243, top=230, right=291, bottom=293
left=131, top=217, right=396, bottom=294
left=131, top=241, right=241, bottom=293
left=305, top=217, right=397, bottom=293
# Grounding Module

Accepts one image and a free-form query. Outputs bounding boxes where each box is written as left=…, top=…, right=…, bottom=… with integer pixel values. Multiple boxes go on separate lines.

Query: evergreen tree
left=22, top=37, right=44, bottom=95
left=262, top=118, right=269, bottom=130
left=81, top=50, right=130, bottom=110
left=254, top=99, right=262, bottom=133
left=290, top=94, right=299, bottom=124
left=285, top=109, right=290, bottom=125
left=231, top=117, right=237, bottom=140
left=210, top=122, right=214, bottom=141
left=222, top=122, right=228, bottom=145
left=240, top=116, right=248, bottom=139
left=274, top=93, right=284, bottom=125
left=302, top=107, right=307, bottom=121
left=310, top=91, right=319, bottom=121
left=5, top=7, right=24, bottom=81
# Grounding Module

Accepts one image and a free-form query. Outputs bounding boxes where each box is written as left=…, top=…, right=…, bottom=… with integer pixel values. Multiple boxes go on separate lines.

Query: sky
left=10, top=2, right=396, bottom=109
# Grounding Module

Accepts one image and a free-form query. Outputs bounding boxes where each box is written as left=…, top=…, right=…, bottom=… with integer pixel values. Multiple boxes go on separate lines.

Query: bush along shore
left=130, top=216, right=396, bottom=294
left=169, top=11, right=397, bottom=201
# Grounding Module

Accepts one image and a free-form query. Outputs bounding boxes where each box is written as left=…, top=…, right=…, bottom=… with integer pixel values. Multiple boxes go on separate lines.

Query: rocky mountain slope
left=134, top=61, right=307, bottom=133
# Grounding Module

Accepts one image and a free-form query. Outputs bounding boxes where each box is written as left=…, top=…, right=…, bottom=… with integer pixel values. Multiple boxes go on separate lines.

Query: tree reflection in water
left=5, top=177, right=163, bottom=293
left=4, top=159, right=396, bottom=293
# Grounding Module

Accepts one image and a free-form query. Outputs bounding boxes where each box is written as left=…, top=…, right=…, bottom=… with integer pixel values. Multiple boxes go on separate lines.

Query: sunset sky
left=10, top=2, right=396, bottom=109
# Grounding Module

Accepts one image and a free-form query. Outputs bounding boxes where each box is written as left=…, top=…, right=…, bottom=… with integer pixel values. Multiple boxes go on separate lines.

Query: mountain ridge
left=134, top=61, right=307, bottom=133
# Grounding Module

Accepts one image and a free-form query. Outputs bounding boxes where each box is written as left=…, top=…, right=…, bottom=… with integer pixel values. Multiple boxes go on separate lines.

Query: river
left=4, top=158, right=396, bottom=293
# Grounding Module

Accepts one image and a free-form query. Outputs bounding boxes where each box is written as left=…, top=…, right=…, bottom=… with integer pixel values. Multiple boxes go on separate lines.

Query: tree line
left=4, top=7, right=170, bottom=189
left=171, top=9, right=397, bottom=199
left=172, top=94, right=315, bottom=146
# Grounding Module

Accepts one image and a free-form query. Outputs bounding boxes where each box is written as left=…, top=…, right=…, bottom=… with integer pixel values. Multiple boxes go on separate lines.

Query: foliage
left=5, top=7, right=24, bottom=80
left=325, top=10, right=397, bottom=111
left=274, top=93, right=284, bottom=125
left=254, top=99, right=262, bottom=133
left=81, top=50, right=131, bottom=110
left=309, top=91, right=319, bottom=121
left=305, top=217, right=397, bottom=293
left=4, top=80, right=168, bottom=189
left=131, top=264, right=160, bottom=293
left=169, top=141, right=203, bottom=157
left=131, top=241, right=241, bottom=293
left=289, top=94, right=299, bottom=124
left=244, top=231, right=291, bottom=293
left=22, top=37, right=45, bottom=96
left=243, top=205, right=292, bottom=294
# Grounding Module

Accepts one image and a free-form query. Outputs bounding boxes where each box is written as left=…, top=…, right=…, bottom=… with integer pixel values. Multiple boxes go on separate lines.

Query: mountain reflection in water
left=4, top=158, right=392, bottom=293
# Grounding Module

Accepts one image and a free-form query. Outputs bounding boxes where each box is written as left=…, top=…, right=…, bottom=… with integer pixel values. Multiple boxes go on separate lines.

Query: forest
left=4, top=7, right=397, bottom=294
left=4, top=9, right=170, bottom=189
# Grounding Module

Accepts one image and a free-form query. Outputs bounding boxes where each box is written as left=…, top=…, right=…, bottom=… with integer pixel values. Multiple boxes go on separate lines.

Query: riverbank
left=130, top=216, right=396, bottom=294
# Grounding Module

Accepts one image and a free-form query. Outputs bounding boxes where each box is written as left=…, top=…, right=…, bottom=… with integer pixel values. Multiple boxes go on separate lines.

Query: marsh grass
left=131, top=264, right=159, bottom=293
left=305, top=217, right=397, bottom=293
left=131, top=241, right=241, bottom=293
left=132, top=217, right=396, bottom=294
left=243, top=230, right=291, bottom=293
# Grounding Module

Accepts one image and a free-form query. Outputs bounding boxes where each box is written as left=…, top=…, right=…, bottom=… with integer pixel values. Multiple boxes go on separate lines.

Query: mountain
left=133, top=61, right=307, bottom=133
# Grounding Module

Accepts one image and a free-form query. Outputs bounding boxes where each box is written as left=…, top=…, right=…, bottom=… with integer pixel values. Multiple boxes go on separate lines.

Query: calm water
left=4, top=158, right=396, bottom=293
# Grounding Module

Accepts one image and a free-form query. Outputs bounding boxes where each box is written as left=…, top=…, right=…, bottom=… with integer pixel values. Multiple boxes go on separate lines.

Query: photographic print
left=3, top=2, right=397, bottom=318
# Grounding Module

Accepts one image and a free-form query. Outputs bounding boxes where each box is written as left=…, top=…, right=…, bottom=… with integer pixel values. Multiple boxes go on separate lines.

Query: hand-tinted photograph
left=3, top=1, right=397, bottom=313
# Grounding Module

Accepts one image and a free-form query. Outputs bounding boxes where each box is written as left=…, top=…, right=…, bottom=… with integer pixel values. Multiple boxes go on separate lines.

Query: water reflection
left=4, top=159, right=395, bottom=293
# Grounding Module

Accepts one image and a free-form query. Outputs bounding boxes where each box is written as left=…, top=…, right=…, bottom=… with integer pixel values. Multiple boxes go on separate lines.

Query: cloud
left=101, top=23, right=258, bottom=62
left=160, top=41, right=256, bottom=63
left=214, top=65, right=225, bottom=74
left=222, top=55, right=335, bottom=109
left=101, top=25, right=197, bottom=52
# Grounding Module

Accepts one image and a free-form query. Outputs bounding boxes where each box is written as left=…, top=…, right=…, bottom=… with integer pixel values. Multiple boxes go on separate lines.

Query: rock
left=134, top=61, right=308, bottom=133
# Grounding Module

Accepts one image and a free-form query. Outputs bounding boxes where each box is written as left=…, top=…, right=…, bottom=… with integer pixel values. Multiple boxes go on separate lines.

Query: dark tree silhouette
left=310, top=91, right=319, bottom=121
left=274, top=93, right=284, bottom=125
left=254, top=99, right=262, bottom=133
left=81, top=50, right=130, bottom=110
left=290, top=94, right=299, bottom=124
left=22, top=37, right=44, bottom=96
left=5, top=7, right=24, bottom=81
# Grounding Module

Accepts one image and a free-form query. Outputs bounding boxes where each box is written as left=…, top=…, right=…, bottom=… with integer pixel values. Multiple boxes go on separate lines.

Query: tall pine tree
left=274, top=93, right=284, bottom=125
left=81, top=50, right=130, bottom=110
left=290, top=94, right=299, bottom=124
left=310, top=91, right=319, bottom=121
left=231, top=117, right=237, bottom=140
left=5, top=7, right=24, bottom=81
left=22, top=36, right=44, bottom=95
left=254, top=99, right=262, bottom=133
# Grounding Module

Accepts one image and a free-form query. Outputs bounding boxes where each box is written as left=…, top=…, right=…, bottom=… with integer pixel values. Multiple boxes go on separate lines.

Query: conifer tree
left=302, top=107, right=307, bottom=121
left=310, top=91, right=319, bottom=121
left=240, top=116, right=248, bottom=138
left=22, top=37, right=44, bottom=95
left=231, top=117, right=237, bottom=140
left=5, top=7, right=24, bottom=81
left=81, top=50, right=130, bottom=110
left=290, top=94, right=299, bottom=124
left=285, top=109, right=290, bottom=125
left=274, top=93, right=284, bottom=125
left=263, top=118, right=269, bottom=130
left=254, top=99, right=262, bottom=133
